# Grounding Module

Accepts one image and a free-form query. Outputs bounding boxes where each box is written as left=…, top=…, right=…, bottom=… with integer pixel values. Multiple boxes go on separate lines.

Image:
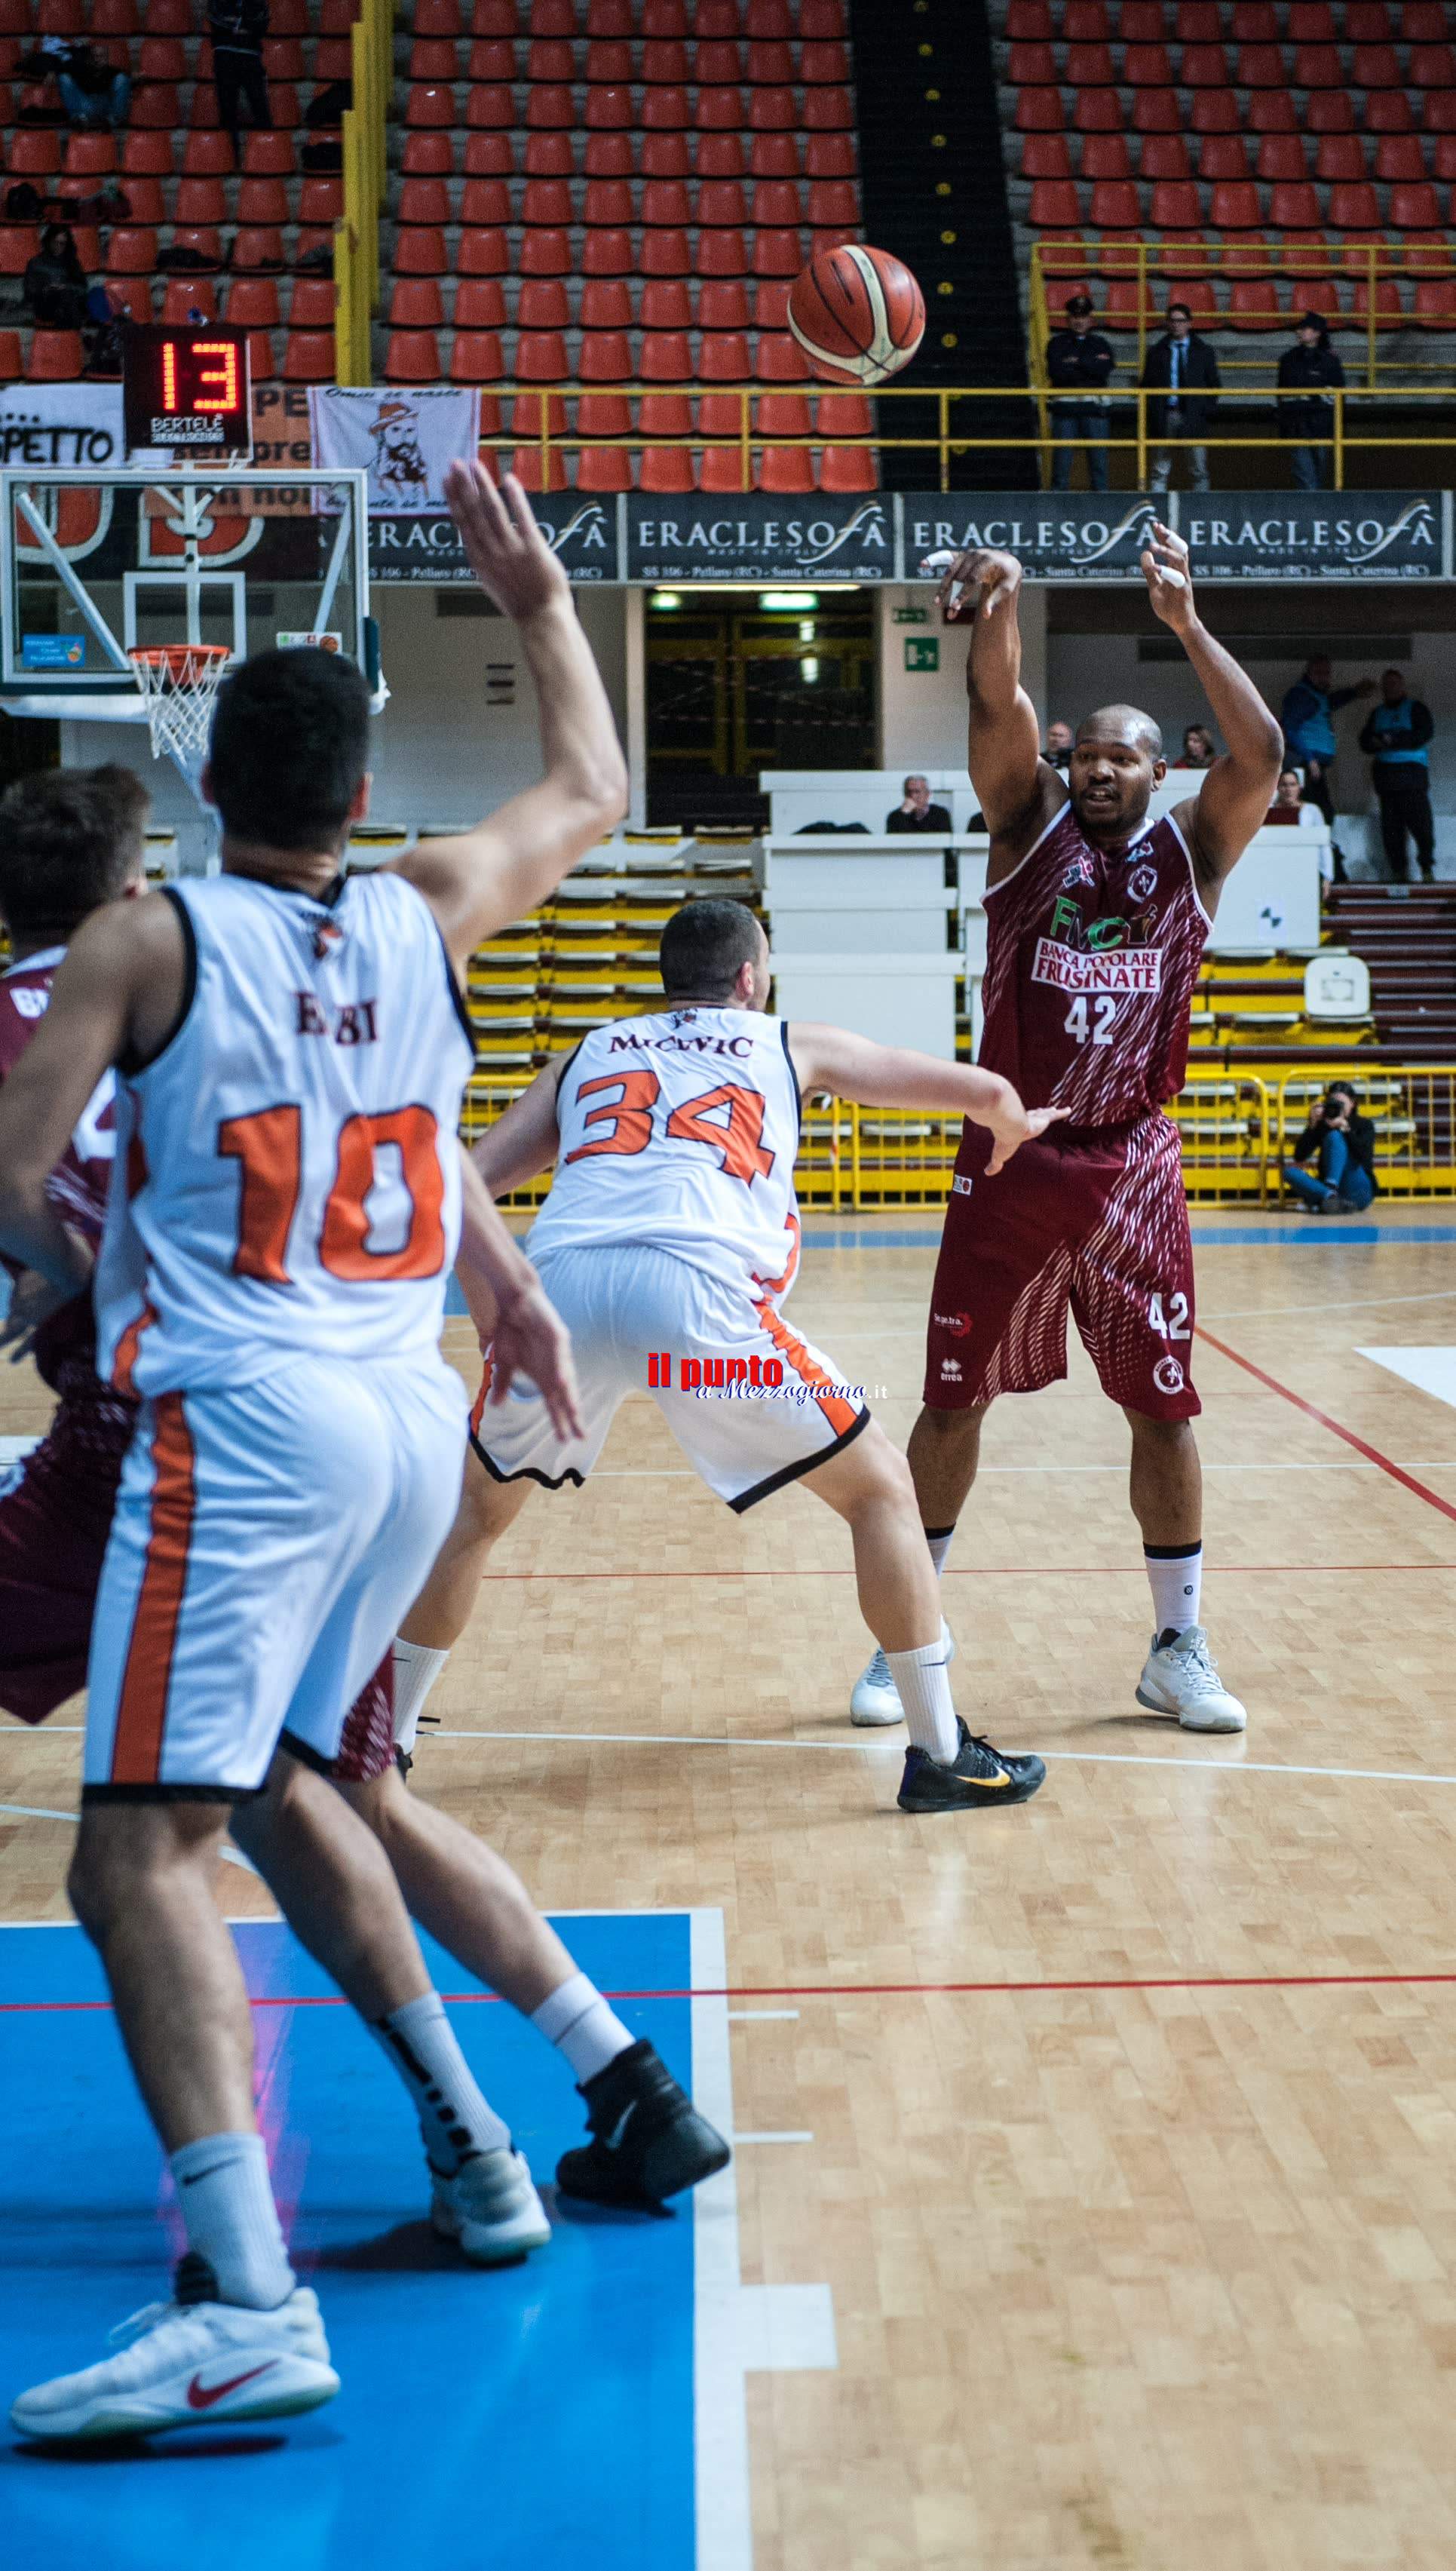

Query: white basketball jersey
left=526, top=1005, right=804, bottom=1299
left=96, top=870, right=475, bottom=1397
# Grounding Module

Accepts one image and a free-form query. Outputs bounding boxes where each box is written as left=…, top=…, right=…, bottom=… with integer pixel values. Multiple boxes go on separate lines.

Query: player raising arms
left=851, top=523, right=1283, bottom=1738
left=351, top=897, right=1062, bottom=1824
left=0, top=465, right=631, bottom=2443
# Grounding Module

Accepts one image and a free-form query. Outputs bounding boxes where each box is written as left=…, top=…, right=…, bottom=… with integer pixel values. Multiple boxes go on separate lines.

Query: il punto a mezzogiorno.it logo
left=645, top=1354, right=872, bottom=1404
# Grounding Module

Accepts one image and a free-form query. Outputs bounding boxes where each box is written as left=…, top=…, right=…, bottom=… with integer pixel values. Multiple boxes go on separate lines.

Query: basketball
left=787, top=244, right=927, bottom=387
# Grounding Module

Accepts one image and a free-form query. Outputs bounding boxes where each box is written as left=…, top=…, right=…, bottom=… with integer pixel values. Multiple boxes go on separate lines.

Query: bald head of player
left=660, top=897, right=771, bottom=1012
left=1065, top=704, right=1168, bottom=845
left=0, top=763, right=149, bottom=961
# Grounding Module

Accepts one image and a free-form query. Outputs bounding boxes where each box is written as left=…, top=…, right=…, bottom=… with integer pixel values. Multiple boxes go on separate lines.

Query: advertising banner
left=308, top=387, right=481, bottom=514
left=900, top=492, right=1448, bottom=582
left=0, top=381, right=124, bottom=470
left=370, top=492, right=622, bottom=582
left=624, top=493, right=894, bottom=583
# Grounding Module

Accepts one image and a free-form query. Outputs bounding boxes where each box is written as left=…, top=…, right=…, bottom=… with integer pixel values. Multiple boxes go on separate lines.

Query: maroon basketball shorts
left=0, top=1396, right=397, bottom=1780
left=924, top=1109, right=1200, bottom=1422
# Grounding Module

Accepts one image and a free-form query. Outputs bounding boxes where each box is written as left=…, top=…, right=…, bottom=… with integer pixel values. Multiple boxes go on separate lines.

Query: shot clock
left=123, top=325, right=253, bottom=456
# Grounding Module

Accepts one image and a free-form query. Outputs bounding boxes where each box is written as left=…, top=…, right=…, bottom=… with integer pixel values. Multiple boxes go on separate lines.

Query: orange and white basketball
left=786, top=244, right=927, bottom=387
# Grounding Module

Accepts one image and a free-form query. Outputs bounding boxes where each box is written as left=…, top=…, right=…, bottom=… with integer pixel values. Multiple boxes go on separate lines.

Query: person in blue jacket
left=1359, top=668, right=1436, bottom=882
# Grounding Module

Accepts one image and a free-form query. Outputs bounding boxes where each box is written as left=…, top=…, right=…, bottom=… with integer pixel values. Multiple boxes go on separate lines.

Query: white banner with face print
left=308, top=387, right=480, bottom=515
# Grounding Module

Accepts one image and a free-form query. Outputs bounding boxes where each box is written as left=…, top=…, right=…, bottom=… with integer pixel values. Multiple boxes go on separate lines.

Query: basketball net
left=127, top=643, right=232, bottom=767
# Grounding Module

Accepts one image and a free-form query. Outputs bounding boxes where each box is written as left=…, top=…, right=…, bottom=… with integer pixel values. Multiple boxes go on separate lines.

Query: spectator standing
left=1286, top=1081, right=1378, bottom=1216
left=207, top=0, right=271, bottom=162
left=1141, top=305, right=1219, bottom=493
left=885, top=773, right=952, bottom=834
left=1277, top=313, right=1344, bottom=492
left=22, top=222, right=87, bottom=327
left=1279, top=655, right=1375, bottom=830
left=1045, top=295, right=1114, bottom=494
left=1359, top=667, right=1436, bottom=883
left=1177, top=723, right=1218, bottom=769
left=1044, top=719, right=1074, bottom=771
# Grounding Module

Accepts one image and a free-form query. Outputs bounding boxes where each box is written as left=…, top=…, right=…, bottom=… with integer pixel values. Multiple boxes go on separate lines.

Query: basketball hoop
left=127, top=643, right=232, bottom=765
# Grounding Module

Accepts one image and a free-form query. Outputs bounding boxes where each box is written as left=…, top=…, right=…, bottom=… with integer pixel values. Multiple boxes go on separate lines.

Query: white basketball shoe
left=431, top=2147, right=551, bottom=2265
left=1136, top=1626, right=1247, bottom=1734
left=10, top=2286, right=339, bottom=2444
left=850, top=1621, right=956, bottom=1727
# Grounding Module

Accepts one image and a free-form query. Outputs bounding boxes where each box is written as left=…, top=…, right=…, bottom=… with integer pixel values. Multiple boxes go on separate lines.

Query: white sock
left=169, top=2131, right=295, bottom=2311
left=1145, top=1543, right=1203, bottom=1643
left=925, top=1525, right=955, bottom=1578
left=887, top=1639, right=960, bottom=1763
left=531, top=1971, right=636, bottom=2088
left=392, top=1635, right=449, bottom=1756
left=371, top=1992, right=511, bottom=2174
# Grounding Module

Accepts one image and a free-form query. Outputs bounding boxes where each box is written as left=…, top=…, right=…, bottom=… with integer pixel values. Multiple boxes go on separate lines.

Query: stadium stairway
left=1325, top=879, right=1456, bottom=1057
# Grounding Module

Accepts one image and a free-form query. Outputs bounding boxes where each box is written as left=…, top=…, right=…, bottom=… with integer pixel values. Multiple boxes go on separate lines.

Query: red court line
left=6, top=1969, right=1456, bottom=2015
left=1197, top=1324, right=1456, bottom=1528
left=481, top=1563, right=1455, bottom=1582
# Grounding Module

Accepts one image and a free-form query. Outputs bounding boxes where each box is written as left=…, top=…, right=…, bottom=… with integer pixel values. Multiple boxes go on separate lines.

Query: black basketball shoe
left=897, top=1719, right=1047, bottom=1815
left=556, top=2040, right=731, bottom=2211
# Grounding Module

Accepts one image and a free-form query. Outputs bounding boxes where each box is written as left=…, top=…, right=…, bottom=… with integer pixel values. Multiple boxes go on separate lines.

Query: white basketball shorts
left=469, top=1244, right=869, bottom=1511
left=84, top=1353, right=468, bottom=1799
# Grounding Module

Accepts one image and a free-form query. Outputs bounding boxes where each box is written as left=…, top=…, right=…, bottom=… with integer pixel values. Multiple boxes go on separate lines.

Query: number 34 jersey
left=526, top=1006, right=805, bottom=1300
left=96, top=870, right=475, bottom=1398
left=979, top=800, right=1211, bottom=1133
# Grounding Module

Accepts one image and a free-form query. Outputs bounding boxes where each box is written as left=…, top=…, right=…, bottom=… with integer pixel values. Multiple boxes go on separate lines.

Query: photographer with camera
left=1286, top=1081, right=1378, bottom=1216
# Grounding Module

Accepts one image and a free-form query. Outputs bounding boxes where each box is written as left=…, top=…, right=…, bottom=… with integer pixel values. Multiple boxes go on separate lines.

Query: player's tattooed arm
left=468, top=1058, right=565, bottom=1201
left=395, top=466, right=628, bottom=967
left=1141, top=521, right=1284, bottom=895
left=455, top=1146, right=584, bottom=1443
left=925, top=543, right=1065, bottom=874
left=0, top=894, right=185, bottom=1299
left=786, top=1023, right=1068, bottom=1175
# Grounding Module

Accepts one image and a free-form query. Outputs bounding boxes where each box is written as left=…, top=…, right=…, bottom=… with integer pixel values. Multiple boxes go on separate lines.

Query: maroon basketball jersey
left=978, top=799, right=1209, bottom=1130
left=0, top=946, right=118, bottom=1399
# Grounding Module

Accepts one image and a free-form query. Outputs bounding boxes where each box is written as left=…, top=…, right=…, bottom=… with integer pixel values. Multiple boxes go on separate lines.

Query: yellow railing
left=334, top=0, right=392, bottom=387
left=1274, top=1066, right=1456, bottom=1200
left=486, top=374, right=1456, bottom=495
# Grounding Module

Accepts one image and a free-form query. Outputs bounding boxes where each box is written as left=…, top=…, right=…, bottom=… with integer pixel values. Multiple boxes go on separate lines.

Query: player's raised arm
left=930, top=545, right=1064, bottom=864
left=0, top=895, right=183, bottom=1295
left=396, top=466, right=629, bottom=966
left=1142, top=521, right=1283, bottom=892
left=788, top=1022, right=1066, bottom=1176
left=469, top=1057, right=566, bottom=1200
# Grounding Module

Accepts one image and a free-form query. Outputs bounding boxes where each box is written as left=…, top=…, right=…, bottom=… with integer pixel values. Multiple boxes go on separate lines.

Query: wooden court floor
left=6, top=1206, right=1456, bottom=2568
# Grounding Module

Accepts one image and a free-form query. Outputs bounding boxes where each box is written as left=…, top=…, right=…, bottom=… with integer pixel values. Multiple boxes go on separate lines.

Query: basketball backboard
left=0, top=466, right=377, bottom=764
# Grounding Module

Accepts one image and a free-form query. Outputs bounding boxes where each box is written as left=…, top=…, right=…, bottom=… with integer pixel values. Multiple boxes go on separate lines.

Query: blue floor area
left=798, top=1224, right=1456, bottom=1250
left=0, top=1915, right=700, bottom=2571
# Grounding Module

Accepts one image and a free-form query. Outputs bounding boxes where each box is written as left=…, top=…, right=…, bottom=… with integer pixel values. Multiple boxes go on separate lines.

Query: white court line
left=691, top=1905, right=751, bottom=2571
left=732, top=2131, right=814, bottom=2145
left=422, top=1729, right=1456, bottom=1790
left=728, top=2008, right=800, bottom=2022
left=737, top=2281, right=837, bottom=2375
left=0, top=1802, right=260, bottom=1871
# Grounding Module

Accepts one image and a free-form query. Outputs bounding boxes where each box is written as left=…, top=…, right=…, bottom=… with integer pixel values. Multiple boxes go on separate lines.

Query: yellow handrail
left=334, top=0, right=392, bottom=388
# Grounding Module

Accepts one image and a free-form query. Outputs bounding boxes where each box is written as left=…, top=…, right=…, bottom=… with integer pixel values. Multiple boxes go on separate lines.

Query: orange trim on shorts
left=109, top=1391, right=197, bottom=1787
left=110, top=1298, right=158, bottom=1397
left=469, top=1351, right=495, bottom=1436
left=753, top=1298, right=858, bottom=1439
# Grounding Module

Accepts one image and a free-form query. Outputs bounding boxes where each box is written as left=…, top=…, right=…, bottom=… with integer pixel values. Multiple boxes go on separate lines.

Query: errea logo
left=940, top=1357, right=962, bottom=1381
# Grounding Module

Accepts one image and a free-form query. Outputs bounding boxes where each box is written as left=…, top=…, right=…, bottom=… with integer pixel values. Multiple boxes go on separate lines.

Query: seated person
left=23, top=35, right=131, bottom=128
left=886, top=772, right=952, bottom=833
left=22, top=222, right=88, bottom=327
left=1044, top=719, right=1073, bottom=772
left=1176, top=723, right=1218, bottom=769
left=1286, top=1081, right=1377, bottom=1216
left=1265, top=767, right=1313, bottom=826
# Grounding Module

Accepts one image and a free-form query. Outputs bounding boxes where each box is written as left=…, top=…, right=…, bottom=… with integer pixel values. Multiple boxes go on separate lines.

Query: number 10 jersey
left=527, top=1005, right=805, bottom=1301
left=96, top=870, right=475, bottom=1397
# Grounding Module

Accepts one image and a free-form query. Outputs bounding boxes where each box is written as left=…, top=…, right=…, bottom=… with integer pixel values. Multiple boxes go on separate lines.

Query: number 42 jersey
left=527, top=1005, right=805, bottom=1299
left=96, top=870, right=476, bottom=1397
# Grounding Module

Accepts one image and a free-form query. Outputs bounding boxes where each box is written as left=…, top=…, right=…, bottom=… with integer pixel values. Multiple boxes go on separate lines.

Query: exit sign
left=904, top=637, right=940, bottom=672
left=894, top=606, right=930, bottom=624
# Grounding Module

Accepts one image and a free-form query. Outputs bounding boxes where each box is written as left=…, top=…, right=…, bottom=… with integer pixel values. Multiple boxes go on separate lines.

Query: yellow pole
left=1136, top=382, right=1147, bottom=489
left=1334, top=385, right=1344, bottom=491
left=740, top=385, right=750, bottom=492
left=1366, top=242, right=1377, bottom=389
left=938, top=387, right=949, bottom=491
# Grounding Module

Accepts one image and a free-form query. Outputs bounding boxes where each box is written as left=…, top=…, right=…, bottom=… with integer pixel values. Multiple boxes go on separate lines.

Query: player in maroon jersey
left=851, top=523, right=1283, bottom=1738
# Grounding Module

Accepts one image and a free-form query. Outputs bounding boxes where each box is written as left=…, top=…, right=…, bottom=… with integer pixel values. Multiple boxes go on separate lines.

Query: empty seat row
left=0, top=217, right=334, bottom=267
left=0, top=0, right=356, bottom=31
left=1041, top=262, right=1456, bottom=322
left=4, top=125, right=332, bottom=173
left=1007, top=36, right=1456, bottom=82
left=403, top=77, right=854, bottom=127
left=391, top=172, right=856, bottom=219
left=0, top=77, right=345, bottom=126
left=392, top=124, right=855, bottom=172
left=1016, top=82, right=1456, bottom=131
left=0, top=174, right=342, bottom=219
left=417, top=2, right=849, bottom=33
left=1021, top=130, right=1456, bottom=179
left=1005, top=1, right=1446, bottom=35
left=0, top=32, right=353, bottom=72
left=402, top=35, right=849, bottom=79
left=2, top=318, right=338, bottom=376
left=389, top=220, right=850, bottom=275
left=1028, top=176, right=1456, bottom=224
left=400, top=273, right=799, bottom=322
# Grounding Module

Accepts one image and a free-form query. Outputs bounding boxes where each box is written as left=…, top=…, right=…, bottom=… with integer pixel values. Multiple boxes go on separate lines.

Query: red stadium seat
left=36, top=0, right=86, bottom=26
left=517, top=278, right=569, bottom=324
left=520, top=177, right=572, bottom=224
left=642, top=83, right=691, bottom=127
left=526, top=35, right=574, bottom=77
left=583, top=179, right=635, bottom=228
left=282, top=329, right=336, bottom=382
left=228, top=276, right=282, bottom=327
left=1005, top=0, right=1054, bottom=32
left=744, top=0, right=792, bottom=28
left=458, top=228, right=508, bottom=275
left=522, top=132, right=572, bottom=172
left=582, top=227, right=633, bottom=274
left=1119, top=1, right=1166, bottom=34
left=1007, top=41, right=1057, bottom=83
left=757, top=431, right=815, bottom=495
left=395, top=225, right=449, bottom=275
left=130, top=81, right=181, bottom=126
left=1061, top=0, right=1108, bottom=36
left=642, top=226, right=692, bottom=276
left=694, top=38, right=740, bottom=81
left=802, top=133, right=854, bottom=176
left=1029, top=179, right=1081, bottom=227
left=1286, top=0, right=1335, bottom=27
left=1148, top=178, right=1199, bottom=226
left=245, top=133, right=299, bottom=174
left=1182, top=42, right=1232, bottom=83
left=1268, top=179, right=1322, bottom=227
left=641, top=176, right=693, bottom=223
left=1291, top=43, right=1341, bottom=83
left=262, top=36, right=307, bottom=76
left=162, top=277, right=221, bottom=324
left=1139, top=134, right=1190, bottom=182
left=406, top=84, right=456, bottom=127
left=455, top=278, right=507, bottom=325
left=1084, top=177, right=1134, bottom=226
left=1073, top=91, right=1119, bottom=133
left=1231, top=1, right=1279, bottom=33
left=1187, top=90, right=1238, bottom=132
left=65, top=135, right=119, bottom=181
left=1350, top=272, right=1406, bottom=330
left=586, top=0, right=634, bottom=33
left=1065, top=42, right=1114, bottom=83
left=103, top=280, right=152, bottom=324
left=581, top=276, right=634, bottom=326
left=0, top=233, right=32, bottom=283
left=176, top=177, right=228, bottom=225
left=1433, top=134, right=1456, bottom=179
left=523, top=82, right=575, bottom=127
left=1124, top=41, right=1175, bottom=83
left=389, top=277, right=443, bottom=328
left=700, top=278, right=750, bottom=327
left=447, top=330, right=501, bottom=383
left=641, top=0, right=688, bottom=29
left=1328, top=179, right=1380, bottom=228
left=1016, top=90, right=1065, bottom=133
left=638, top=439, right=694, bottom=493
left=9, top=133, right=63, bottom=176
left=1410, top=43, right=1456, bottom=85
left=399, top=176, right=452, bottom=224
left=1390, top=182, right=1442, bottom=230
left=1353, top=43, right=1403, bottom=84
left=1364, top=91, right=1415, bottom=132
left=579, top=331, right=631, bottom=386
left=1199, top=135, right=1251, bottom=180
left=1401, top=0, right=1446, bottom=32
left=1372, top=136, right=1425, bottom=181
left=1313, top=135, right=1365, bottom=181
left=231, top=228, right=286, bottom=271
left=302, top=178, right=344, bottom=228
left=695, top=131, right=745, bottom=176
left=113, top=175, right=164, bottom=221
left=820, top=431, right=877, bottom=492
left=1347, top=0, right=1393, bottom=29
left=471, top=0, right=517, bottom=25
left=1228, top=277, right=1284, bottom=329
left=638, top=281, right=691, bottom=329
left=415, top=0, right=463, bottom=29
left=693, top=225, right=745, bottom=276
left=27, top=328, right=85, bottom=379
left=514, top=330, right=566, bottom=391
left=382, top=330, right=440, bottom=384
left=1082, top=133, right=1132, bottom=179
left=750, top=177, right=799, bottom=224
left=1209, top=178, right=1261, bottom=226
left=1413, top=278, right=1456, bottom=325
left=577, top=440, right=634, bottom=492
left=1176, top=1, right=1222, bottom=35
left=640, top=331, right=692, bottom=382
left=584, top=37, right=632, bottom=78
left=756, top=331, right=809, bottom=382
left=404, top=133, right=455, bottom=174
left=467, top=35, right=514, bottom=74
left=1304, top=90, right=1354, bottom=131
left=105, top=226, right=157, bottom=274
left=530, top=0, right=575, bottom=30
left=585, top=132, right=636, bottom=174
left=1020, top=133, right=1071, bottom=179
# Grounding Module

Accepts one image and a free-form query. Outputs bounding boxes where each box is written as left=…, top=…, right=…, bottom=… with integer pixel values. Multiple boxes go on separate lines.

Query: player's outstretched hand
left=487, top=1267, right=585, bottom=1445
left=0, top=1259, right=81, bottom=1365
left=1139, top=520, right=1197, bottom=634
left=443, top=460, right=572, bottom=626
left=982, top=1099, right=1070, bottom=1177
left=922, top=545, right=1022, bottom=625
